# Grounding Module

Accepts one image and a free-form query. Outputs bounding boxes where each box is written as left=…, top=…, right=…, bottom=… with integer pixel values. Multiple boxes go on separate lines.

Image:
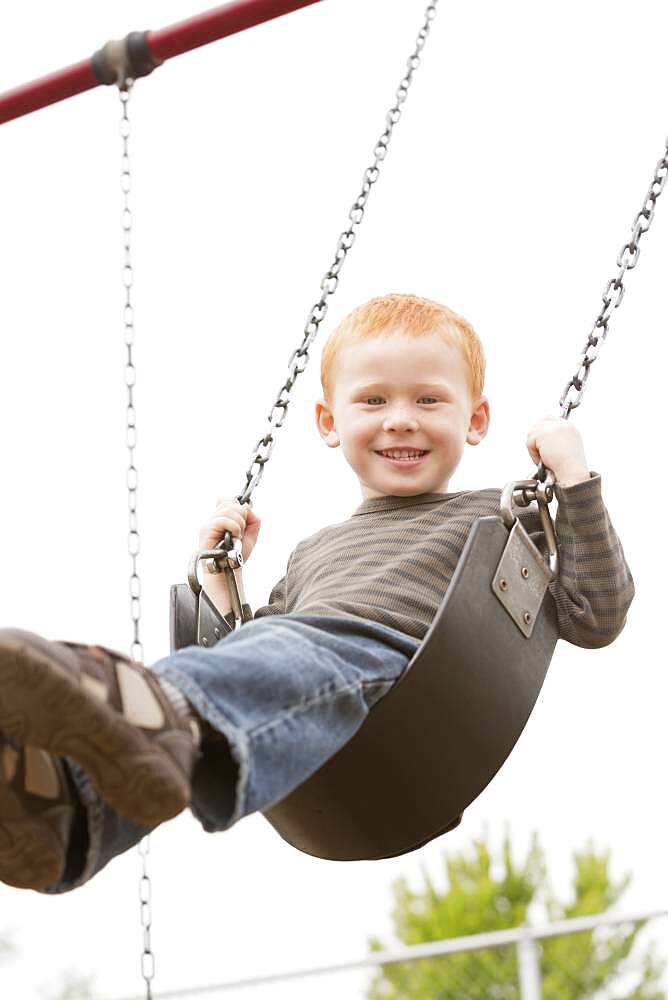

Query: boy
left=0, top=293, right=634, bottom=893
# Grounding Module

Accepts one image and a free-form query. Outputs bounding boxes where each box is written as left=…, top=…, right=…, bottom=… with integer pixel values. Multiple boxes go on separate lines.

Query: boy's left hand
left=526, top=416, right=590, bottom=487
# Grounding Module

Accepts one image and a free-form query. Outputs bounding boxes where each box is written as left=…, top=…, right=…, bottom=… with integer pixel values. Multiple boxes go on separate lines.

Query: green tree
left=367, top=831, right=666, bottom=1000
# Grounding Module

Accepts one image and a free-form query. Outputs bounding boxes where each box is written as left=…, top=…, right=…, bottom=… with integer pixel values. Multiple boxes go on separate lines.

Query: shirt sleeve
left=542, top=471, right=635, bottom=648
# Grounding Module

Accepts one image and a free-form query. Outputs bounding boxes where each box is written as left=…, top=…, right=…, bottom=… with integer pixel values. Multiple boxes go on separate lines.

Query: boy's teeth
left=380, top=449, right=425, bottom=459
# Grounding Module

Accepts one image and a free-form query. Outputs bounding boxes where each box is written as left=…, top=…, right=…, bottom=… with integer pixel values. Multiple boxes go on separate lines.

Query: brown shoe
left=0, top=735, right=74, bottom=891
left=0, top=629, right=198, bottom=828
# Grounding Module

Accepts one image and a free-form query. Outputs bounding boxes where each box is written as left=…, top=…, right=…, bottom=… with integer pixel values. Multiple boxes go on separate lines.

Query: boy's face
left=315, top=329, right=490, bottom=500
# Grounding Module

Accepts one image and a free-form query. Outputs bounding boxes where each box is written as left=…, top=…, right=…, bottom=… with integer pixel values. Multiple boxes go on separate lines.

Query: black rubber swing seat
left=171, top=511, right=559, bottom=861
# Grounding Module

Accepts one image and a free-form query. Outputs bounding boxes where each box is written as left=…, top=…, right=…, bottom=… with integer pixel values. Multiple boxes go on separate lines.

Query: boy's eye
left=363, top=397, right=439, bottom=405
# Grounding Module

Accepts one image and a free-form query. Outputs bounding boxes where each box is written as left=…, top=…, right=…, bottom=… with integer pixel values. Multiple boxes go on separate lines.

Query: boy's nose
left=382, top=409, right=420, bottom=431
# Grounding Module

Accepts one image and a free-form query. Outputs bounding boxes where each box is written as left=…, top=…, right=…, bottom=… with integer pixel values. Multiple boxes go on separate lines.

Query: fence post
left=517, top=925, right=542, bottom=1000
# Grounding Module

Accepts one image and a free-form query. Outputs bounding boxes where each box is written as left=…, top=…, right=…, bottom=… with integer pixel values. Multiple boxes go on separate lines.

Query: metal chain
left=120, top=85, right=144, bottom=666
left=558, top=136, right=668, bottom=419
left=119, top=83, right=155, bottom=1000
left=138, top=836, right=155, bottom=999
left=233, top=0, right=441, bottom=509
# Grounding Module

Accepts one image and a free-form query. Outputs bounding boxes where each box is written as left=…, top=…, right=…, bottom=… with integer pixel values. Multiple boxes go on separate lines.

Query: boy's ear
left=466, top=396, right=490, bottom=446
left=315, top=398, right=340, bottom=448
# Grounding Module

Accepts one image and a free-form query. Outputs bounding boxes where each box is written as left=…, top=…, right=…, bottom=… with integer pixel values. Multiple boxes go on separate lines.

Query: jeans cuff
left=151, top=661, right=248, bottom=830
left=42, top=758, right=105, bottom=895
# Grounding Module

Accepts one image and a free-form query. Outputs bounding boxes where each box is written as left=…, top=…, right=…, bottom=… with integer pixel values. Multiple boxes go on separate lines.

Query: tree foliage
left=367, top=831, right=666, bottom=1000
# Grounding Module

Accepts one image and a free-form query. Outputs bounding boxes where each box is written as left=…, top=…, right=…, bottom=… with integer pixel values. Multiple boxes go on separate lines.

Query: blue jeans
left=47, top=614, right=419, bottom=893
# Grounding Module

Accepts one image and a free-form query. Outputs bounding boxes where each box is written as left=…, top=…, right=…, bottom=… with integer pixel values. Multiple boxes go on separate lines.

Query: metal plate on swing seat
left=169, top=583, right=237, bottom=651
left=492, top=520, right=553, bottom=638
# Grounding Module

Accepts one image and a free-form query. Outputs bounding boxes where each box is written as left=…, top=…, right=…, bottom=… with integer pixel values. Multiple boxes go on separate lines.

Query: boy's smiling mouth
left=375, top=448, right=430, bottom=464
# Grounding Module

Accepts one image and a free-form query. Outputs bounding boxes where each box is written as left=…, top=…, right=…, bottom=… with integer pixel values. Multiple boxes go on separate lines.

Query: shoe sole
left=0, top=629, right=190, bottom=828
left=0, top=803, right=66, bottom=891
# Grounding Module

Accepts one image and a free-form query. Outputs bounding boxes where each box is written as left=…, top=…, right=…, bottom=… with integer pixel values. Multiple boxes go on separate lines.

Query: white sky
left=1, top=1, right=667, bottom=997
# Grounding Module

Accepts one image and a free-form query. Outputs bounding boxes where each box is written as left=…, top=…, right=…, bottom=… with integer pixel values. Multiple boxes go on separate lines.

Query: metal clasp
left=499, top=469, right=558, bottom=579
left=493, top=469, right=559, bottom=638
left=187, top=536, right=245, bottom=626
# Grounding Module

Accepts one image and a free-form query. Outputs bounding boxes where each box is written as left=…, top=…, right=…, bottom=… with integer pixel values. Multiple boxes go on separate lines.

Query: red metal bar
left=0, top=0, right=324, bottom=126
left=148, top=0, right=322, bottom=61
left=0, top=61, right=99, bottom=126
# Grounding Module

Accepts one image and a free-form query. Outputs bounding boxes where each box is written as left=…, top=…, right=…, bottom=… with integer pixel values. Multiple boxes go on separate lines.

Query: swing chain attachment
left=93, top=31, right=163, bottom=91
left=187, top=538, right=245, bottom=622
left=496, top=472, right=558, bottom=637
left=500, top=473, right=558, bottom=579
left=558, top=134, right=668, bottom=419
left=226, top=0, right=441, bottom=520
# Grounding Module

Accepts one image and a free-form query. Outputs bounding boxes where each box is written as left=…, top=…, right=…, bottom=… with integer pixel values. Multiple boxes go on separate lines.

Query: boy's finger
left=209, top=521, right=240, bottom=533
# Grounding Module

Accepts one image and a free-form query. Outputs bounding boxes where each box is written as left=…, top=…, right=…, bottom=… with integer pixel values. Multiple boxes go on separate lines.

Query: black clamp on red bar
left=92, top=32, right=163, bottom=88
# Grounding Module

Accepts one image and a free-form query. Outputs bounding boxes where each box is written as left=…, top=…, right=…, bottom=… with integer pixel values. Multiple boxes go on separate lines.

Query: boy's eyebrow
left=349, top=380, right=453, bottom=394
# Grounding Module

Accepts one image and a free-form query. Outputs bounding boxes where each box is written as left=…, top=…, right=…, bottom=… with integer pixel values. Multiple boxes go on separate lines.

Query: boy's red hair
left=320, top=293, right=485, bottom=404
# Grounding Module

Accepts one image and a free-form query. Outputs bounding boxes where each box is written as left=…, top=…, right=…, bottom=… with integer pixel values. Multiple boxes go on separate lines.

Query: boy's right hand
left=198, top=498, right=261, bottom=565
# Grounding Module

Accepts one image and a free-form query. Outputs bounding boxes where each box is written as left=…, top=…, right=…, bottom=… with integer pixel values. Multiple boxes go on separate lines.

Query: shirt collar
left=352, top=491, right=466, bottom=516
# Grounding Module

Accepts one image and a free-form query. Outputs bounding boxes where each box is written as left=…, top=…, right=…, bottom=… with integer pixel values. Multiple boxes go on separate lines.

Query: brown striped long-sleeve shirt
left=254, top=472, right=634, bottom=648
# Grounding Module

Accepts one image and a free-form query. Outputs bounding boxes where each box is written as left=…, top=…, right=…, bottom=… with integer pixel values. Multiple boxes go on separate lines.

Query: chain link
left=119, top=84, right=155, bottom=1000
left=558, top=137, right=668, bottom=418
left=233, top=1, right=440, bottom=508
